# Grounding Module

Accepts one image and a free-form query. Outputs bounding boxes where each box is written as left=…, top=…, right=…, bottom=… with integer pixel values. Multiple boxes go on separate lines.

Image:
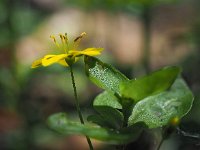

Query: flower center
left=50, top=33, right=69, bottom=53
left=50, top=32, right=87, bottom=54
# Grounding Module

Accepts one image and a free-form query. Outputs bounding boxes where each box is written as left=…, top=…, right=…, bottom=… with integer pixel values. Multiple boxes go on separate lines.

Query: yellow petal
left=69, top=48, right=103, bottom=57
left=31, top=58, right=42, bottom=68
left=57, top=59, right=69, bottom=66
left=82, top=48, right=103, bottom=56
left=42, top=54, right=68, bottom=67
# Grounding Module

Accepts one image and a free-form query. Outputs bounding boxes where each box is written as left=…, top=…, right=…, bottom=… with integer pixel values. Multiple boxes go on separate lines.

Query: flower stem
left=69, top=65, right=94, bottom=150
left=157, top=137, right=164, bottom=150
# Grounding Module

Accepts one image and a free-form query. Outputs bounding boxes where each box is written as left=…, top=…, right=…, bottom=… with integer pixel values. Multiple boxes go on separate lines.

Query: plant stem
left=157, top=135, right=164, bottom=150
left=69, top=65, right=94, bottom=150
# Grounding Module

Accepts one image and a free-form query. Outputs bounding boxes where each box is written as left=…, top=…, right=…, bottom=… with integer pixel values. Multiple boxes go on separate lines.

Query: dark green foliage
left=93, top=91, right=122, bottom=109
left=87, top=106, right=124, bottom=129
left=48, top=57, right=193, bottom=144
left=120, top=66, right=181, bottom=102
left=48, top=112, right=145, bottom=144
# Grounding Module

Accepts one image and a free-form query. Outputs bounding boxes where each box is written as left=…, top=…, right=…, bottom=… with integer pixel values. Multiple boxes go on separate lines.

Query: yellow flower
left=31, top=32, right=103, bottom=68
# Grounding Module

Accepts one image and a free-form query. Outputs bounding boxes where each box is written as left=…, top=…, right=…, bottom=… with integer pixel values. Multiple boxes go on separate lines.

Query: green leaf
left=84, top=56, right=129, bottom=95
left=48, top=112, right=145, bottom=144
left=128, top=78, right=194, bottom=128
left=120, top=66, right=181, bottom=102
left=88, top=106, right=124, bottom=129
left=87, top=115, right=108, bottom=128
left=93, top=91, right=122, bottom=109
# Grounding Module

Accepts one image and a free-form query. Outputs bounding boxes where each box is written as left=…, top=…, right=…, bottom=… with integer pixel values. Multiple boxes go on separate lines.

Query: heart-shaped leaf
left=128, top=78, right=194, bottom=128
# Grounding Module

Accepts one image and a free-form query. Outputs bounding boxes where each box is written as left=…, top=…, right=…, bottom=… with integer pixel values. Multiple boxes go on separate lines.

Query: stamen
left=59, top=33, right=68, bottom=53
left=64, top=33, right=69, bottom=51
left=73, top=32, right=87, bottom=49
left=74, top=32, right=86, bottom=42
left=59, top=34, right=65, bottom=44
left=81, top=32, right=86, bottom=36
left=50, top=35, right=59, bottom=47
left=64, top=33, right=68, bottom=44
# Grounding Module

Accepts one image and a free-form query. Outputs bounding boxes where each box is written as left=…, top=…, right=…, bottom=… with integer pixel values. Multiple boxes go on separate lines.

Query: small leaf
left=93, top=91, right=122, bottom=109
left=128, top=78, right=194, bottom=128
left=87, top=115, right=108, bottom=128
left=48, top=112, right=145, bottom=144
left=88, top=106, right=124, bottom=129
left=120, top=66, right=181, bottom=102
left=121, top=98, right=135, bottom=127
left=84, top=56, right=129, bottom=95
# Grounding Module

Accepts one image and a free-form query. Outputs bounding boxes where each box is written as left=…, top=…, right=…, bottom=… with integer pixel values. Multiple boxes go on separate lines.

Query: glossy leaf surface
left=128, top=78, right=194, bottom=128
left=93, top=91, right=122, bottom=109
left=84, top=56, right=128, bottom=95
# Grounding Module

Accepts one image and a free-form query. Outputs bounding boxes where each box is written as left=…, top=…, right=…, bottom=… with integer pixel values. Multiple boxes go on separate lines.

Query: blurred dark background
left=0, top=0, right=200, bottom=149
